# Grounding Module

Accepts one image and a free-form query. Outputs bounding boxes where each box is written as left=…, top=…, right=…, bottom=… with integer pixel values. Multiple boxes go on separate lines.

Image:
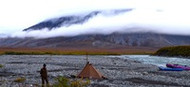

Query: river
left=109, top=55, right=190, bottom=67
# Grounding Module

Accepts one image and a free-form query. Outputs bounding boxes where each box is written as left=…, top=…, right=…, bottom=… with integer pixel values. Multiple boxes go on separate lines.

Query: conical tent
left=77, top=62, right=106, bottom=79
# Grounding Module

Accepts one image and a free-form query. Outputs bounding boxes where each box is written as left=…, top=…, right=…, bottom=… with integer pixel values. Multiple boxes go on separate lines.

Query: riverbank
left=154, top=46, right=190, bottom=58
left=0, top=55, right=190, bottom=87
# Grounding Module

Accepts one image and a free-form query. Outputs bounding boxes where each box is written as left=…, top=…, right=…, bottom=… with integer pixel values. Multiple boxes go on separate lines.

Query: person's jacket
left=40, top=67, right=47, bottom=78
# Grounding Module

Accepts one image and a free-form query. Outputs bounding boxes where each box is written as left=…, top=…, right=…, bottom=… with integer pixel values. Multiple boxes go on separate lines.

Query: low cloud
left=11, top=8, right=190, bottom=38
left=1, top=0, right=190, bottom=38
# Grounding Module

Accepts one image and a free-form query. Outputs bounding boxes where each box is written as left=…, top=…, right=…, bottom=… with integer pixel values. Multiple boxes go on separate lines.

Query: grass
left=3, top=51, right=119, bottom=55
left=0, top=64, right=3, bottom=68
left=14, top=77, right=26, bottom=83
left=0, top=47, right=156, bottom=55
left=53, top=76, right=90, bottom=87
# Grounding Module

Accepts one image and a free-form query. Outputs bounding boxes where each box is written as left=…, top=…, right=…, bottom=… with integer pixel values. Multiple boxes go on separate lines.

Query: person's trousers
left=41, top=77, right=49, bottom=87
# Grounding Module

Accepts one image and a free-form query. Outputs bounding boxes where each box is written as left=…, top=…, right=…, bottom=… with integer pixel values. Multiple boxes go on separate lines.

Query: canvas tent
left=77, top=62, right=106, bottom=79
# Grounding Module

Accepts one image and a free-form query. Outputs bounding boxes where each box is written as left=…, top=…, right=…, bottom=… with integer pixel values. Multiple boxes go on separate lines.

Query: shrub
left=14, top=77, right=26, bottom=83
left=53, top=76, right=90, bottom=87
left=70, top=78, right=90, bottom=87
left=53, top=76, right=70, bottom=87
left=0, top=64, right=3, bottom=68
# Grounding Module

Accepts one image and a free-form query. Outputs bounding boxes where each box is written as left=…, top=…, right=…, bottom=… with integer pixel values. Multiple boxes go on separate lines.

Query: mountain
left=0, top=33, right=190, bottom=49
left=1, top=9, right=190, bottom=51
left=23, top=9, right=133, bottom=31
left=0, top=33, right=8, bottom=38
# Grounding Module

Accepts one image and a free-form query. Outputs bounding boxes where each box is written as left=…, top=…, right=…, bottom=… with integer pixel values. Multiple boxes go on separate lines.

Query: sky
left=0, top=0, right=190, bottom=38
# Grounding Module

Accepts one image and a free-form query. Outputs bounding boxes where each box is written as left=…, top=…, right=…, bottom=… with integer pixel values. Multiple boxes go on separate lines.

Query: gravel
left=0, top=55, right=190, bottom=87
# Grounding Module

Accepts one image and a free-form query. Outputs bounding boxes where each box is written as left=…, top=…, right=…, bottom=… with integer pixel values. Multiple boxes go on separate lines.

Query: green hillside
left=154, top=46, right=190, bottom=58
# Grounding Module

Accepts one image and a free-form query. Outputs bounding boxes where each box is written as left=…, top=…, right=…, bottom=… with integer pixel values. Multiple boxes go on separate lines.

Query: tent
left=77, top=62, right=106, bottom=79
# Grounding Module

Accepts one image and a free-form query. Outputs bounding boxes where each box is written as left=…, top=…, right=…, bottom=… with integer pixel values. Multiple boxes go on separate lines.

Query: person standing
left=40, top=64, right=49, bottom=87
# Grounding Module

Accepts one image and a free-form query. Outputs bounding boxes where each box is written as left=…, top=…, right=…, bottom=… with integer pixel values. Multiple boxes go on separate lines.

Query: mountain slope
left=1, top=33, right=190, bottom=48
left=23, top=9, right=133, bottom=31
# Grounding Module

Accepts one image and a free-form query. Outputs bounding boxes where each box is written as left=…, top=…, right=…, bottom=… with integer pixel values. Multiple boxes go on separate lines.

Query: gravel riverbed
left=0, top=55, right=190, bottom=87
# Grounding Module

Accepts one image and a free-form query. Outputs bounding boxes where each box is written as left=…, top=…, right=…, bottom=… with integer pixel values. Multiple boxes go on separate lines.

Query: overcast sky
left=0, top=0, right=190, bottom=37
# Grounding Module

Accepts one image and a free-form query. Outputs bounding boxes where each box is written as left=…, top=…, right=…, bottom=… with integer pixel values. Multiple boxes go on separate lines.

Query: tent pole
left=86, top=53, right=89, bottom=63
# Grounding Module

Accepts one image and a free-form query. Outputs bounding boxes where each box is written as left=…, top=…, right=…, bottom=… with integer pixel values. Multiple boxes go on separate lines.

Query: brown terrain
left=0, top=46, right=157, bottom=55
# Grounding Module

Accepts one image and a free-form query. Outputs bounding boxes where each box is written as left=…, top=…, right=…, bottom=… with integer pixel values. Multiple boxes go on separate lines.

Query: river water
left=110, top=55, right=190, bottom=67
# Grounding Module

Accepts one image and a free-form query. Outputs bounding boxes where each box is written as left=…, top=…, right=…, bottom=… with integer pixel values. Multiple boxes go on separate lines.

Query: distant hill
left=0, top=33, right=190, bottom=49
left=154, top=46, right=190, bottom=58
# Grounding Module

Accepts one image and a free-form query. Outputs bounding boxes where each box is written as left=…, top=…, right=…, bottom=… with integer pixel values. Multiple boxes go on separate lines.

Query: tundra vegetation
left=12, top=76, right=90, bottom=87
left=53, top=76, right=90, bottom=87
left=14, top=77, right=26, bottom=83
left=13, top=77, right=26, bottom=87
left=0, top=64, right=3, bottom=68
left=154, top=46, right=190, bottom=58
left=0, top=47, right=155, bottom=55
